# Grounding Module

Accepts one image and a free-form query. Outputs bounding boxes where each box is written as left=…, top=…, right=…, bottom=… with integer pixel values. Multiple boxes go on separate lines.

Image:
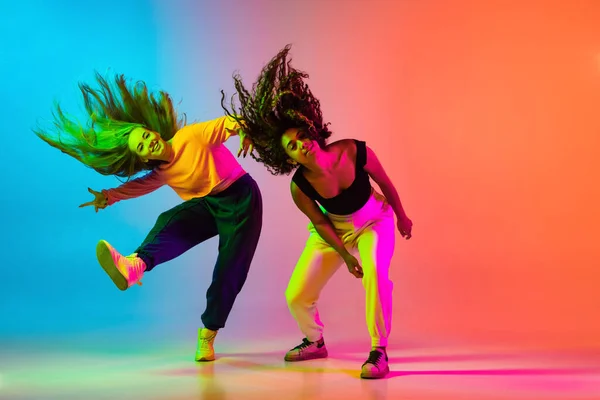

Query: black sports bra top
left=292, top=140, right=371, bottom=215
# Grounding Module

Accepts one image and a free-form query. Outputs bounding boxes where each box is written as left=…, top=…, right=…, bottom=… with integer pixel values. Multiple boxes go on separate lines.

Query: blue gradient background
left=2, top=0, right=599, bottom=355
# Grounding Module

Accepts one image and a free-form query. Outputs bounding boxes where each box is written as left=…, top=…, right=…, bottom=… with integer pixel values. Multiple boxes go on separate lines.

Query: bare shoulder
left=326, top=139, right=357, bottom=157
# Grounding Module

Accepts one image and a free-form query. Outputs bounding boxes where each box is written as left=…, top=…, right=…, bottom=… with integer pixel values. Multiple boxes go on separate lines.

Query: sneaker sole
left=360, top=366, right=390, bottom=379
left=284, top=350, right=328, bottom=362
left=96, top=240, right=128, bottom=291
left=195, top=356, right=215, bottom=362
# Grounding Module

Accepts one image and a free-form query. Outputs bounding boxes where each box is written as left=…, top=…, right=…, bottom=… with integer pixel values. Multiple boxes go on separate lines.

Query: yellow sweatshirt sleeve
left=181, top=116, right=241, bottom=146
left=102, top=171, right=164, bottom=205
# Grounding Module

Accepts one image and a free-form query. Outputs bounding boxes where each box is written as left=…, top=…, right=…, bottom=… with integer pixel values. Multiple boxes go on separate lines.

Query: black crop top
left=292, top=140, right=372, bottom=215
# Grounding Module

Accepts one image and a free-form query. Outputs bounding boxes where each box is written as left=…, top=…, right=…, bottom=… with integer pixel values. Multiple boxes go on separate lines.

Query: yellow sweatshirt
left=103, top=116, right=245, bottom=205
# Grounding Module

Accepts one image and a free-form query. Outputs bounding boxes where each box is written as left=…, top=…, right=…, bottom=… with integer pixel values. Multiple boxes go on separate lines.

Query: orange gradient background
left=150, top=0, right=600, bottom=350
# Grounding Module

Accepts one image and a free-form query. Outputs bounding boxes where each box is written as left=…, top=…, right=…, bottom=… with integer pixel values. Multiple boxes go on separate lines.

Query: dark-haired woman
left=223, top=46, right=412, bottom=379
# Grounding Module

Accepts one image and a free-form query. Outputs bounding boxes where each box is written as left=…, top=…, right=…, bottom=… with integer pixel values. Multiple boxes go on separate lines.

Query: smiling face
left=127, top=127, right=170, bottom=162
left=280, top=127, right=320, bottom=165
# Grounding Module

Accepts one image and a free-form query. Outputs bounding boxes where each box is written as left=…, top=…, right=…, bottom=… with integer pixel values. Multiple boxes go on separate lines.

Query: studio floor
left=1, top=337, right=598, bottom=400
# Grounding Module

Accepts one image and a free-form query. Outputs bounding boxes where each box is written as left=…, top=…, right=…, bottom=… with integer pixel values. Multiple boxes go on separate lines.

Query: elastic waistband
left=209, top=173, right=254, bottom=198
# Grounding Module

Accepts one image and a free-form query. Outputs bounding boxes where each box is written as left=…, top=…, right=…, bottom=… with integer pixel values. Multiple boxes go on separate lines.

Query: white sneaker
left=96, top=240, right=146, bottom=291
left=284, top=338, right=328, bottom=361
left=360, top=348, right=389, bottom=379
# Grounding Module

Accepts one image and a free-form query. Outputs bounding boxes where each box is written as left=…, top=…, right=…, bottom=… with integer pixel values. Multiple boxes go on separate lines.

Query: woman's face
left=127, top=127, right=170, bottom=162
left=281, top=127, right=318, bottom=165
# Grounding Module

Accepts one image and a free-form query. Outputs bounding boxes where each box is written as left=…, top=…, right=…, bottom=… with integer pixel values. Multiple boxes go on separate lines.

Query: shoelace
left=364, top=350, right=384, bottom=366
left=199, top=332, right=217, bottom=349
left=292, top=338, right=314, bottom=351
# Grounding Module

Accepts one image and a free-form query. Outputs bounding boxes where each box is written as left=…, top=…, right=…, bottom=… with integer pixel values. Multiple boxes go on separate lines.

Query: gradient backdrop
left=1, top=0, right=599, bottom=355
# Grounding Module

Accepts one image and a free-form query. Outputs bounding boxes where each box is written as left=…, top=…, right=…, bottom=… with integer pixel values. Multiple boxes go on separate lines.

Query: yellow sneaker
left=195, top=328, right=218, bottom=362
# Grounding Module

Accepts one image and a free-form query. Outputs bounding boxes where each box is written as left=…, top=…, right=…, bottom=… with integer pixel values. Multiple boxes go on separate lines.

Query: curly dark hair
left=221, top=44, right=332, bottom=175
left=34, top=72, right=185, bottom=179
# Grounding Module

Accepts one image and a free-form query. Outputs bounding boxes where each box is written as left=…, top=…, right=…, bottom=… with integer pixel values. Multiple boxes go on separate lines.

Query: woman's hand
left=397, top=215, right=413, bottom=239
left=79, top=187, right=108, bottom=212
left=237, top=130, right=254, bottom=158
left=343, top=253, right=364, bottom=279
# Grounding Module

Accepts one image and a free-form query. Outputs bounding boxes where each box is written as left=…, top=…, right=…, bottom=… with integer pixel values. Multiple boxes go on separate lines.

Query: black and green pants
left=135, top=173, right=262, bottom=331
